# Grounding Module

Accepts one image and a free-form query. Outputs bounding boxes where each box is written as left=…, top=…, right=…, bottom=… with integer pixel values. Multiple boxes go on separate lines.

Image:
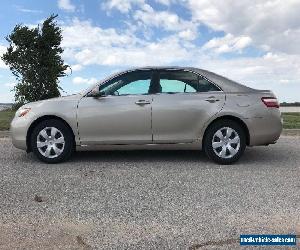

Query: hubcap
left=212, top=127, right=240, bottom=159
left=36, top=127, right=65, bottom=158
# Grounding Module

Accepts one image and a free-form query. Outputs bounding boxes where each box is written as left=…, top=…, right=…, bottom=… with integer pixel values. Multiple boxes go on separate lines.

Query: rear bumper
left=245, top=109, right=282, bottom=146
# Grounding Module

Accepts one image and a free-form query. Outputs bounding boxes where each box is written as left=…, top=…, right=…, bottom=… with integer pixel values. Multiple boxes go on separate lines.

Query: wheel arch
left=26, top=115, right=75, bottom=152
left=202, top=115, right=250, bottom=148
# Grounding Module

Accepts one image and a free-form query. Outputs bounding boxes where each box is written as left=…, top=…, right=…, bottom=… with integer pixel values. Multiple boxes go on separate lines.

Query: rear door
left=152, top=70, right=225, bottom=143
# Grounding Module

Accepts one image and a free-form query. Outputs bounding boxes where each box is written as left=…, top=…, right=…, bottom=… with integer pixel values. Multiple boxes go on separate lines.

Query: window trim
left=84, top=68, right=223, bottom=97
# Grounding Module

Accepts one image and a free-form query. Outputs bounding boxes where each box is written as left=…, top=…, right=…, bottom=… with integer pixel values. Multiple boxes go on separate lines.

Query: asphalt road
left=0, top=136, right=299, bottom=249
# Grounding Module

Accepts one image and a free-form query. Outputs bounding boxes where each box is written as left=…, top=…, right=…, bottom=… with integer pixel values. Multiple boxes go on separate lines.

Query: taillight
left=261, top=97, right=279, bottom=108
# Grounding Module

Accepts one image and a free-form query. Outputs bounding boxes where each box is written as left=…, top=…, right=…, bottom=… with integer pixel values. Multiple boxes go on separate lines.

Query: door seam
left=151, top=95, right=153, bottom=142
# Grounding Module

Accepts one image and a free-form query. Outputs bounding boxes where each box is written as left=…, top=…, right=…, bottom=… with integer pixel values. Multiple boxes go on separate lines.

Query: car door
left=77, top=70, right=154, bottom=145
left=152, top=70, right=225, bottom=143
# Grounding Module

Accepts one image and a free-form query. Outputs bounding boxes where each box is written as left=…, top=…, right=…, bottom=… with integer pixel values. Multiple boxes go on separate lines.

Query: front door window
left=100, top=71, right=152, bottom=96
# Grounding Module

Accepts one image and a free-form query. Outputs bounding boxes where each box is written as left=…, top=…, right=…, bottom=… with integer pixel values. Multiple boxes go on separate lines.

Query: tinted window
left=158, top=70, right=220, bottom=93
left=198, top=77, right=220, bottom=92
left=159, top=71, right=197, bottom=93
left=100, top=71, right=152, bottom=95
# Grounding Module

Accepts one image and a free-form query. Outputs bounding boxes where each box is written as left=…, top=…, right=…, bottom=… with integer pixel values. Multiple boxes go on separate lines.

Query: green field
left=0, top=110, right=15, bottom=130
left=281, top=112, right=300, bottom=129
left=0, top=110, right=300, bottom=131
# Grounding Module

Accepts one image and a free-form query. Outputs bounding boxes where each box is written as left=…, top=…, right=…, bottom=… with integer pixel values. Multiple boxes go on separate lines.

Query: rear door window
left=158, top=70, right=220, bottom=93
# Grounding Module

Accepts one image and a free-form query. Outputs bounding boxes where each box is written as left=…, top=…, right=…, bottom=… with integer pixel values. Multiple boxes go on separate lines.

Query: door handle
left=135, top=100, right=151, bottom=105
left=205, top=96, right=220, bottom=103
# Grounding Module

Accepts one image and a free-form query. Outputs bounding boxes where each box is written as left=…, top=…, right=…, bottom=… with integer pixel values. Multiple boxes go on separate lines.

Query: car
left=10, top=67, right=282, bottom=164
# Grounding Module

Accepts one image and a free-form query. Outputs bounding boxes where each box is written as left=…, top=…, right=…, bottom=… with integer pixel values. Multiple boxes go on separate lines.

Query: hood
left=21, top=93, right=82, bottom=108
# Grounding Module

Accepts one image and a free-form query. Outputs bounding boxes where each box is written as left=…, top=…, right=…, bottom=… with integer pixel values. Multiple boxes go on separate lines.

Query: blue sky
left=0, top=0, right=300, bottom=102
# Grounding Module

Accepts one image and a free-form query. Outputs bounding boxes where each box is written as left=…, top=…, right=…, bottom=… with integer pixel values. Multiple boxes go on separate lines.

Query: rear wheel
left=204, top=120, right=246, bottom=164
left=30, top=119, right=74, bottom=163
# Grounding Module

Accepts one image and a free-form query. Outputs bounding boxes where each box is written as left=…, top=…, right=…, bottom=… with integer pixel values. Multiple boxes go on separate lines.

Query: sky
left=0, top=0, right=300, bottom=103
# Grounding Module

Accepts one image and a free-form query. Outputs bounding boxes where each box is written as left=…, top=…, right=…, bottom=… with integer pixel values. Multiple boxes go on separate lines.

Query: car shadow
left=71, top=149, right=211, bottom=164
left=67, top=144, right=298, bottom=169
left=18, top=143, right=296, bottom=169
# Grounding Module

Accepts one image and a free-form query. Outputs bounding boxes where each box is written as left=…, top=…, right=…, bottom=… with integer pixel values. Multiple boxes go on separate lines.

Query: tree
left=1, top=14, right=68, bottom=106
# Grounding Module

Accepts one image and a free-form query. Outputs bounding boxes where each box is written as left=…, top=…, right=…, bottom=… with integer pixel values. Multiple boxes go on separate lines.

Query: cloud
left=62, top=19, right=139, bottom=49
left=71, top=64, right=83, bottom=71
left=155, top=0, right=173, bottom=6
left=203, top=34, right=252, bottom=53
left=61, top=19, right=190, bottom=67
left=102, top=0, right=144, bottom=13
left=0, top=93, right=14, bottom=103
left=178, top=29, right=197, bottom=41
left=101, top=0, right=197, bottom=40
left=187, top=0, right=300, bottom=54
left=58, top=0, right=76, bottom=12
left=279, top=79, right=290, bottom=84
left=72, top=76, right=98, bottom=85
left=0, top=45, right=8, bottom=69
left=4, top=82, right=16, bottom=88
left=71, top=37, right=189, bottom=66
left=0, top=60, right=7, bottom=69
left=15, top=5, right=43, bottom=13
left=133, top=4, right=197, bottom=40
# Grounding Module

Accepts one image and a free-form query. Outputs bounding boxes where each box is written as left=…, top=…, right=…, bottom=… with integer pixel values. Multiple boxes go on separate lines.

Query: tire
left=30, top=119, right=74, bottom=163
left=204, top=119, right=246, bottom=164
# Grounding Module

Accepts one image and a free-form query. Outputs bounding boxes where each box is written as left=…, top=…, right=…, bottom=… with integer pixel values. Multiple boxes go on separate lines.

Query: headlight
left=17, top=107, right=31, bottom=117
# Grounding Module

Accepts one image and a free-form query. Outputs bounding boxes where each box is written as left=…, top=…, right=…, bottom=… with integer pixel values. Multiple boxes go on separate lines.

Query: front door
left=77, top=70, right=154, bottom=144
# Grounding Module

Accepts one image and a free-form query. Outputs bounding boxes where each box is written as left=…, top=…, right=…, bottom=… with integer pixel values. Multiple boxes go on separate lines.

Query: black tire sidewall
left=204, top=120, right=246, bottom=164
left=30, top=119, right=74, bottom=163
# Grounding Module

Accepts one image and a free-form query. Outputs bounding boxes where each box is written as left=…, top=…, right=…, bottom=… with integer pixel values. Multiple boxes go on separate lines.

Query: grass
left=282, top=112, right=300, bottom=129
left=0, top=110, right=15, bottom=130
left=0, top=110, right=299, bottom=131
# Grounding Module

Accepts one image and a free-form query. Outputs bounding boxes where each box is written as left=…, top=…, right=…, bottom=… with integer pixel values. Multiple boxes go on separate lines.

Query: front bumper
left=10, top=116, right=31, bottom=151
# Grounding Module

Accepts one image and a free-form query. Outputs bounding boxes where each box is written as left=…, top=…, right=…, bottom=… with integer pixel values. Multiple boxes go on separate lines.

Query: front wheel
left=30, top=119, right=74, bottom=163
left=204, top=120, right=246, bottom=164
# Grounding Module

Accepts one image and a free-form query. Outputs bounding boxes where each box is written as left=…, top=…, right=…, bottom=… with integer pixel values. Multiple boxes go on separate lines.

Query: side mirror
left=88, top=88, right=106, bottom=98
